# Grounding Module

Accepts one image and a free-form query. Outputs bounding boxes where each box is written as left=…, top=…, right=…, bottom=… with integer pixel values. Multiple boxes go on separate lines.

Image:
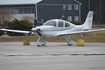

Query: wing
left=56, top=29, right=105, bottom=36
left=0, top=29, right=30, bottom=34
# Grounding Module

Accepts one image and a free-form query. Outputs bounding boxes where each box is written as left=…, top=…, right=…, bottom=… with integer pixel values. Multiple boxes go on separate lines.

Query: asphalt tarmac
left=0, top=42, right=105, bottom=70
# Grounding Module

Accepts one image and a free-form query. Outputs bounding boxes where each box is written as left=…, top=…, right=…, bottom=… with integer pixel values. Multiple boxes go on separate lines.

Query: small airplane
left=0, top=11, right=105, bottom=46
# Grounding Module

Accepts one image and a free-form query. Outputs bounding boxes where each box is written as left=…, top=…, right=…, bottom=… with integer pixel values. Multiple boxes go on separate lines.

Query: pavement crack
left=4, top=54, right=105, bottom=57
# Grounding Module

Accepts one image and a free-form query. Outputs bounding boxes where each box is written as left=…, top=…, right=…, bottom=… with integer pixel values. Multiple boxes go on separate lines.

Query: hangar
left=0, top=0, right=81, bottom=23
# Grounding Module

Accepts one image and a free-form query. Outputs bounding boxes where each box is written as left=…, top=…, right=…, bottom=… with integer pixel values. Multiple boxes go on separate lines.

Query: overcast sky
left=0, top=0, right=42, bottom=5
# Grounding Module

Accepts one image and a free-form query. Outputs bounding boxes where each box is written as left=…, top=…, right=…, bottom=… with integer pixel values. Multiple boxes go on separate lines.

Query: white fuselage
left=32, top=19, right=83, bottom=37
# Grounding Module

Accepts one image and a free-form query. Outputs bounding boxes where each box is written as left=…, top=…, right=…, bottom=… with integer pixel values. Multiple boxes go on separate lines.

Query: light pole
left=35, top=4, right=38, bottom=19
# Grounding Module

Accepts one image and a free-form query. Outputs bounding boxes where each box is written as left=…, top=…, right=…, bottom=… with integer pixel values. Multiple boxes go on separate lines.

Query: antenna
left=61, top=15, right=65, bottom=19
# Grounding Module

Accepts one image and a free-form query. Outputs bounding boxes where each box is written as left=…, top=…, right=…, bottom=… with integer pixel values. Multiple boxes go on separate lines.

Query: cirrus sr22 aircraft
left=1, top=11, right=105, bottom=46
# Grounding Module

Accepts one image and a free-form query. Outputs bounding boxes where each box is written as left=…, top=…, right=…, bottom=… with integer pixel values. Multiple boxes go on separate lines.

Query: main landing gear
left=36, top=36, right=75, bottom=46
left=36, top=37, right=47, bottom=47
left=65, top=36, right=76, bottom=46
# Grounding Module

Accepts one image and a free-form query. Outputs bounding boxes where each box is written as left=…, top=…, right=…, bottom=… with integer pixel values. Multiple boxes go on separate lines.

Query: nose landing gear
left=65, top=36, right=76, bottom=46
left=36, top=37, right=47, bottom=47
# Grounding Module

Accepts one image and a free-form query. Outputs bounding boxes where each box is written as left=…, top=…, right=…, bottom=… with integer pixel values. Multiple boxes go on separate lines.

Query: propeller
left=34, top=18, right=43, bottom=27
left=34, top=18, right=37, bottom=28
left=24, top=18, right=37, bottom=35
left=27, top=23, right=37, bottom=35
left=25, top=19, right=43, bottom=36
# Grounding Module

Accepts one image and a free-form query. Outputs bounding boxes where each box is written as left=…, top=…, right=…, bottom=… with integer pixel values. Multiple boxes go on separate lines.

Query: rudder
left=83, top=11, right=94, bottom=30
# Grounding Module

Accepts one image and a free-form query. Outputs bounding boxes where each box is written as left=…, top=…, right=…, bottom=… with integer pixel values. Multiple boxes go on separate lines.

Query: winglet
left=83, top=11, right=94, bottom=30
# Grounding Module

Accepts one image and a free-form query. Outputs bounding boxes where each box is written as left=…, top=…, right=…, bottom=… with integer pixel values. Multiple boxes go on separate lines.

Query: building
left=0, top=0, right=81, bottom=23
left=0, top=0, right=42, bottom=23
left=37, top=0, right=81, bottom=22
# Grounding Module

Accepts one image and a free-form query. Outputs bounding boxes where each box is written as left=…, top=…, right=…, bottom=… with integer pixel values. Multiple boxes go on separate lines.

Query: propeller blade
left=36, top=30, right=42, bottom=36
left=34, top=18, right=37, bottom=27
left=28, top=31, right=32, bottom=35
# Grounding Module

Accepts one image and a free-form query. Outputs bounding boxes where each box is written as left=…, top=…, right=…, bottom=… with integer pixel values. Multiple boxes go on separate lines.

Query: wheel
left=68, top=44, right=72, bottom=46
left=42, top=44, right=45, bottom=46
left=36, top=42, right=42, bottom=47
left=41, top=41, right=47, bottom=46
left=37, top=45, right=42, bottom=47
left=67, top=41, right=72, bottom=46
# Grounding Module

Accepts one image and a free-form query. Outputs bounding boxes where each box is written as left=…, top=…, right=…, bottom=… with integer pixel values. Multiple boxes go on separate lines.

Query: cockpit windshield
left=43, top=20, right=56, bottom=27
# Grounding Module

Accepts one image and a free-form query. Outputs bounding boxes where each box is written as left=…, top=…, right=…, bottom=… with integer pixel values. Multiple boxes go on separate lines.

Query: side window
left=19, top=8, right=24, bottom=14
left=74, top=16, right=79, bottom=21
left=67, top=5, right=72, bottom=10
left=58, top=21, right=64, bottom=27
left=74, top=5, right=78, bottom=10
left=52, top=21, right=56, bottom=27
left=65, top=22, right=70, bottom=27
left=68, top=16, right=72, bottom=21
left=44, top=21, right=56, bottom=27
left=48, top=21, right=56, bottom=27
left=63, top=5, right=66, bottom=10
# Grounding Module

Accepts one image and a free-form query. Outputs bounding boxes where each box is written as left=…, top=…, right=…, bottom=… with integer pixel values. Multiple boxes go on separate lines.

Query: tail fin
left=83, top=11, right=94, bottom=30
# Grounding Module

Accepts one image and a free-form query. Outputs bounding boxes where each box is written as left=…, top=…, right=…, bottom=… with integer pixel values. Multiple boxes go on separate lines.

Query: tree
left=9, top=18, right=33, bottom=31
left=0, top=8, right=14, bottom=28
left=21, top=16, right=34, bottom=23
left=77, top=0, right=105, bottom=24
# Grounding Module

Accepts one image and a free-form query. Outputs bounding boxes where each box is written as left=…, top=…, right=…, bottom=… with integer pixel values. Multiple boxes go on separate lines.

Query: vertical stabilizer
left=83, top=11, right=94, bottom=30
